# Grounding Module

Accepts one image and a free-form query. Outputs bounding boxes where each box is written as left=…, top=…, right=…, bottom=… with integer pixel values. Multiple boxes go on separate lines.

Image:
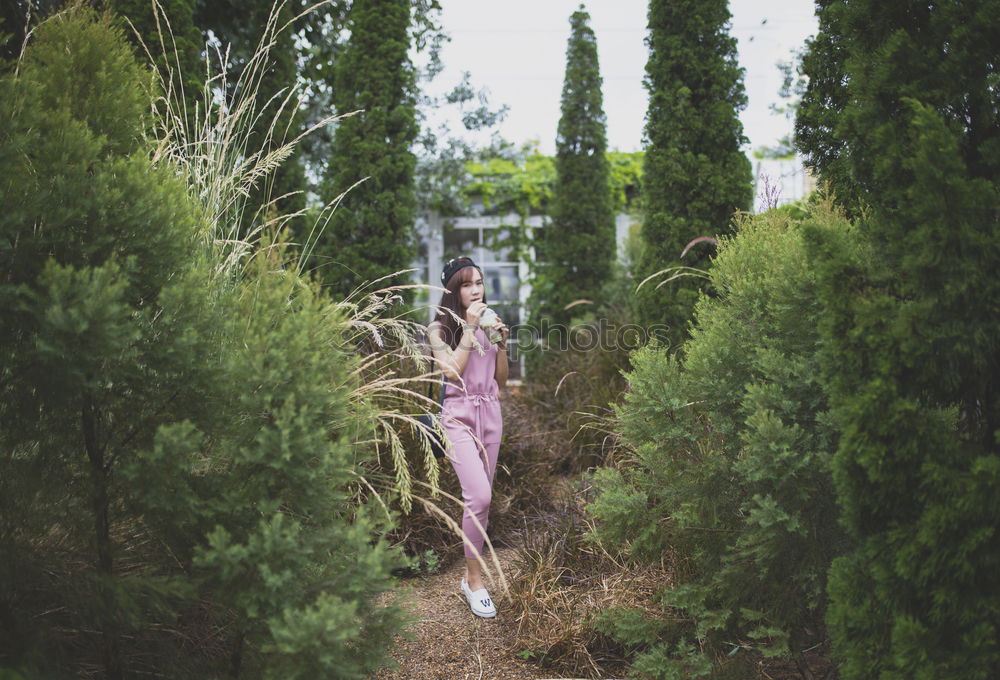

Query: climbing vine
left=461, top=149, right=642, bottom=217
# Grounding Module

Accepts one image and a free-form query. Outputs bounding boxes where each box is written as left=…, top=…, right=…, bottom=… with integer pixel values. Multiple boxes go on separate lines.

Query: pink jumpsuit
left=441, top=327, right=503, bottom=560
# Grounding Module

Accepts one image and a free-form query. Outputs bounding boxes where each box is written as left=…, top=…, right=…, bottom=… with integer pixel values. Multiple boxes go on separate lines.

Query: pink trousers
left=448, top=437, right=500, bottom=559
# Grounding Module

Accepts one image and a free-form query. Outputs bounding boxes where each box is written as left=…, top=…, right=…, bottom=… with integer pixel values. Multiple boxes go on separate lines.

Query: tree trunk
left=230, top=629, right=245, bottom=678
left=83, top=400, right=122, bottom=680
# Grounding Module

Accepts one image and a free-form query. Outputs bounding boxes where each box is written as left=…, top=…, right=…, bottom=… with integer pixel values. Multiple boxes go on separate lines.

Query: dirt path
left=375, top=546, right=554, bottom=680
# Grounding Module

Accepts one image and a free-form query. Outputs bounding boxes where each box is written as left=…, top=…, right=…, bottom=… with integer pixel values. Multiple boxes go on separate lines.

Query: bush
left=798, top=0, right=1000, bottom=675
left=0, top=10, right=406, bottom=677
left=588, top=204, right=849, bottom=678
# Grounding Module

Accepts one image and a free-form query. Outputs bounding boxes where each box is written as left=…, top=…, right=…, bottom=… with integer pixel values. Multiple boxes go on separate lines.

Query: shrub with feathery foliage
left=0, top=9, right=407, bottom=677
left=798, top=1, right=1000, bottom=677
left=589, top=204, right=848, bottom=679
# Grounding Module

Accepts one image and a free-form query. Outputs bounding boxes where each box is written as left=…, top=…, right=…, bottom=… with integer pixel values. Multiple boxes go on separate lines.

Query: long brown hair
left=434, top=261, right=487, bottom=350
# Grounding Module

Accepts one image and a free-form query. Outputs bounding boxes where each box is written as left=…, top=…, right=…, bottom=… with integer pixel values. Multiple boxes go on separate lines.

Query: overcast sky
left=424, top=0, right=819, bottom=157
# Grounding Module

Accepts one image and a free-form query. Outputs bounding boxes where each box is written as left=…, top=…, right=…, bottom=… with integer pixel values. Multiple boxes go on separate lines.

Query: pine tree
left=317, top=0, right=417, bottom=299
left=797, top=1, right=1000, bottom=677
left=532, top=5, right=615, bottom=328
left=0, top=11, right=217, bottom=675
left=634, top=0, right=752, bottom=344
left=0, top=10, right=406, bottom=676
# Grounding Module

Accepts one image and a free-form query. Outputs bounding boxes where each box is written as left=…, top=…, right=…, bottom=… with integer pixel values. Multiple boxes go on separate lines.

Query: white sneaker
left=461, top=578, right=497, bottom=618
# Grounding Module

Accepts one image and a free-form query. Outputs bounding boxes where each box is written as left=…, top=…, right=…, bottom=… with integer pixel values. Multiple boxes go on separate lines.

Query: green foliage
left=195, top=0, right=456, bottom=212
left=797, top=0, right=1000, bottom=216
left=239, top=1, right=308, bottom=236
left=0, top=10, right=406, bottom=677
left=195, top=0, right=349, bottom=219
left=188, top=249, right=408, bottom=679
left=317, top=0, right=418, bottom=299
left=90, top=0, right=326, bottom=244
left=798, top=1, right=1000, bottom=677
left=464, top=148, right=557, bottom=215
left=634, top=0, right=752, bottom=345
left=6, top=1, right=452, bottom=219
left=532, top=6, right=616, bottom=327
left=108, top=0, right=202, bottom=114
left=462, top=148, right=642, bottom=218
left=607, top=150, right=644, bottom=213
left=589, top=206, right=849, bottom=677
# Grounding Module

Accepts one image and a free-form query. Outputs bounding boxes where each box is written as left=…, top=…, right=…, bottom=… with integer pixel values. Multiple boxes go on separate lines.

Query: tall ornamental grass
left=142, top=0, right=444, bottom=512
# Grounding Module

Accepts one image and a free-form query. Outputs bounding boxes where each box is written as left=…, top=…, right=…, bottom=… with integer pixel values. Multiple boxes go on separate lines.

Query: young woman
left=428, top=256, right=509, bottom=618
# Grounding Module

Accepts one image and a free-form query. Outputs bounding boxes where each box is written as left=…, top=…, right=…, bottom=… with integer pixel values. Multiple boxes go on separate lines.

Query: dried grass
left=482, top=348, right=663, bottom=678
left=504, top=479, right=668, bottom=678
left=509, top=344, right=630, bottom=477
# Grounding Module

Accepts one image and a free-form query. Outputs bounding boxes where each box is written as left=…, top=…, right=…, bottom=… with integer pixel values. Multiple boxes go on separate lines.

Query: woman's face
left=457, top=269, right=485, bottom=310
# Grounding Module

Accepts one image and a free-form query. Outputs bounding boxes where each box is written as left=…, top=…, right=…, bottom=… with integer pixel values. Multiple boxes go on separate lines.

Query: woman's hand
left=465, top=301, right=488, bottom=327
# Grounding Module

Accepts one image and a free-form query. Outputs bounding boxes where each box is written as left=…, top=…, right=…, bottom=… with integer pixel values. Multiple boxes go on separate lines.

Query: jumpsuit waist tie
left=446, top=391, right=498, bottom=466
left=465, top=392, right=497, bottom=444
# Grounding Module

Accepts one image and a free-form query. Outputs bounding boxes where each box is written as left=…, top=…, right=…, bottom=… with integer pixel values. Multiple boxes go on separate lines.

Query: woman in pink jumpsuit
left=428, top=257, right=509, bottom=618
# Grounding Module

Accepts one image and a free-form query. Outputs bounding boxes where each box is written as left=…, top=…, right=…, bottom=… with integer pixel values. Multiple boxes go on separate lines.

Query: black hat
left=441, top=256, right=478, bottom=285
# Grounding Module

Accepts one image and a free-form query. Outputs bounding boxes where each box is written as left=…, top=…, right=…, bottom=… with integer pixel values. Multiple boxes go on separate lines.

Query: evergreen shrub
left=589, top=204, right=849, bottom=678
left=0, top=10, right=406, bottom=677
left=797, top=1, right=1000, bottom=676
left=634, top=0, right=752, bottom=343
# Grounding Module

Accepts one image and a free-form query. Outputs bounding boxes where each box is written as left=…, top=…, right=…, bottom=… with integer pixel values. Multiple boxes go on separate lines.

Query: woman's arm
left=429, top=322, right=478, bottom=382
left=494, top=344, right=508, bottom=388
left=494, top=318, right=510, bottom=388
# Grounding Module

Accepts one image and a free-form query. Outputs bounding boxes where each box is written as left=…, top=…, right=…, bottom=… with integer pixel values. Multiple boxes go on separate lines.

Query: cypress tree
left=532, top=5, right=615, bottom=328
left=108, top=0, right=203, bottom=115
left=242, top=0, right=308, bottom=235
left=317, top=0, right=417, bottom=299
left=634, top=0, right=752, bottom=344
left=798, top=1, right=1000, bottom=677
